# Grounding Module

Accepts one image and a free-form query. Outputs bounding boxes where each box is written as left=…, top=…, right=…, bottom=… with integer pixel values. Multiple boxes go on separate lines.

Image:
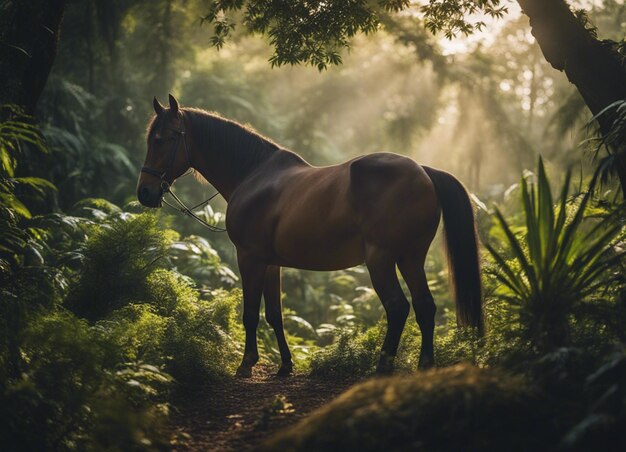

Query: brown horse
left=137, top=95, right=482, bottom=377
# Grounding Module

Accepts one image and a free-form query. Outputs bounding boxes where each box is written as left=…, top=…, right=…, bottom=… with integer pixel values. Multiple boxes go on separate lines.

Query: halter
left=140, top=114, right=226, bottom=232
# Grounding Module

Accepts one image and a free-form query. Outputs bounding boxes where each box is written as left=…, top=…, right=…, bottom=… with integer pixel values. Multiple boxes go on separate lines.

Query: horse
left=137, top=94, right=483, bottom=377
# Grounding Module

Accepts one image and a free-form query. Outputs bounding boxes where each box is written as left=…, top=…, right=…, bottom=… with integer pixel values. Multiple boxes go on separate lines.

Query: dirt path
left=169, top=365, right=360, bottom=451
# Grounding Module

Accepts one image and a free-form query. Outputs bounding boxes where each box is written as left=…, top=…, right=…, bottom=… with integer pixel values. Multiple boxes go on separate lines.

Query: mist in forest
left=2, top=1, right=626, bottom=450
left=44, top=1, right=598, bottom=204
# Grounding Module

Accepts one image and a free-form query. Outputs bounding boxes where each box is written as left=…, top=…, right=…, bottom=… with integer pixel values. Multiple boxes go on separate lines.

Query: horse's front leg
left=236, top=252, right=267, bottom=378
left=264, top=266, right=293, bottom=376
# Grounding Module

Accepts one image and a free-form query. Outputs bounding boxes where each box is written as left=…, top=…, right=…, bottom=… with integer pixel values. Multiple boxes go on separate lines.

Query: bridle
left=140, top=113, right=226, bottom=232
left=140, top=112, right=193, bottom=184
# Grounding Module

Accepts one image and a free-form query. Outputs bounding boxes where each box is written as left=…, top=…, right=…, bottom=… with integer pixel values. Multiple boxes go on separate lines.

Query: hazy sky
left=437, top=2, right=522, bottom=55
left=436, top=0, right=622, bottom=54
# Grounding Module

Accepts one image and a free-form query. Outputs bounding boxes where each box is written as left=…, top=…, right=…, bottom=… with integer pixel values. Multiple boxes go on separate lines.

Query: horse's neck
left=189, top=115, right=277, bottom=201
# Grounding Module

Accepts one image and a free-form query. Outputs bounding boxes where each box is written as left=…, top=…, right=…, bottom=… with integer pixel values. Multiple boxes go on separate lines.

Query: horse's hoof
left=375, top=365, right=394, bottom=376
left=375, top=360, right=394, bottom=375
left=418, top=357, right=434, bottom=370
left=276, top=363, right=293, bottom=377
left=236, top=365, right=253, bottom=378
left=376, top=354, right=394, bottom=375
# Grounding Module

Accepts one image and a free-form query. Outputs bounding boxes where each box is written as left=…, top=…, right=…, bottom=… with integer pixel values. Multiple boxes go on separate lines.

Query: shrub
left=0, top=311, right=170, bottom=451
left=161, top=288, right=241, bottom=384
left=101, top=272, right=242, bottom=384
left=142, top=268, right=199, bottom=316
left=66, top=213, right=177, bottom=320
left=106, top=304, right=170, bottom=364
left=309, top=324, right=383, bottom=377
left=433, top=309, right=483, bottom=367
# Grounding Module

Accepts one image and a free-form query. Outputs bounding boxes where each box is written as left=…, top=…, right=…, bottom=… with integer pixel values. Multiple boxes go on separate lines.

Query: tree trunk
left=517, top=0, right=626, bottom=197
left=158, top=1, right=174, bottom=94
left=0, top=0, right=66, bottom=117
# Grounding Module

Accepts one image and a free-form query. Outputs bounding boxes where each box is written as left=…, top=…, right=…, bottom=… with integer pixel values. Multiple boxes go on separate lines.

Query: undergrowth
left=1, top=201, right=243, bottom=450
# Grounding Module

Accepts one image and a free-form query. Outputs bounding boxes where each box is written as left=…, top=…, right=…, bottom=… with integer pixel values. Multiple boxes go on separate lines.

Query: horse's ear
left=153, top=96, right=165, bottom=115
left=168, top=94, right=179, bottom=113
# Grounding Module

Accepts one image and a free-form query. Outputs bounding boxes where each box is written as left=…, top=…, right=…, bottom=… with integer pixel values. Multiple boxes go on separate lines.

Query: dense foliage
left=2, top=0, right=626, bottom=450
left=0, top=181, right=244, bottom=448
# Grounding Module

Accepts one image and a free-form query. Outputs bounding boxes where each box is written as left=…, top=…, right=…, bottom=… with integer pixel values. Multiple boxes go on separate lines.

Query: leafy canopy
left=202, top=0, right=507, bottom=69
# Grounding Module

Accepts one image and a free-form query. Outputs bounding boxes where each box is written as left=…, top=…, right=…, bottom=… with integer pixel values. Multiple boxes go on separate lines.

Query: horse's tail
left=423, top=166, right=483, bottom=335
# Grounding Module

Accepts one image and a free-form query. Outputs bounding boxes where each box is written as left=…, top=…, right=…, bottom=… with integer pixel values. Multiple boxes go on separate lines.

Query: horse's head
left=137, top=94, right=190, bottom=207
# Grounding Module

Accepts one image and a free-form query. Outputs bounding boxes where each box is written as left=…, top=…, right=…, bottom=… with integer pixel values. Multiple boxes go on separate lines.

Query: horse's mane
left=183, top=108, right=281, bottom=184
left=183, top=107, right=279, bottom=147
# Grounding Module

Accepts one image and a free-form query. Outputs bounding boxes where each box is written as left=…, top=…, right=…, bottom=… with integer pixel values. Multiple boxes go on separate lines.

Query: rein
left=140, top=115, right=227, bottom=233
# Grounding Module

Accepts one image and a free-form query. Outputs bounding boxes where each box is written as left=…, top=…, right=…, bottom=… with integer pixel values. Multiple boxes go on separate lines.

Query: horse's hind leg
left=398, top=257, right=436, bottom=369
left=264, top=265, right=293, bottom=376
left=366, top=245, right=410, bottom=374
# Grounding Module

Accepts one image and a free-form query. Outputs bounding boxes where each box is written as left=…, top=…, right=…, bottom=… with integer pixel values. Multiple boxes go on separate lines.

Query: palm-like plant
left=589, top=99, right=626, bottom=187
left=486, top=157, right=625, bottom=350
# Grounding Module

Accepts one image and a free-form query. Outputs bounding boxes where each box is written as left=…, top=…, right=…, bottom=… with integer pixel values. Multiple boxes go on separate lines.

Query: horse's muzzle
left=137, top=186, right=163, bottom=208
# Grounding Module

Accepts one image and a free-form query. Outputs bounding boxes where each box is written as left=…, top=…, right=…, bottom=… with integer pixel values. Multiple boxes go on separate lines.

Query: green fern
left=0, top=105, right=47, bottom=178
left=0, top=107, right=56, bottom=263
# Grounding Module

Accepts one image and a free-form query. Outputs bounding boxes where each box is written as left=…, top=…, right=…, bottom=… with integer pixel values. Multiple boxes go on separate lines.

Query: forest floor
left=169, top=365, right=361, bottom=451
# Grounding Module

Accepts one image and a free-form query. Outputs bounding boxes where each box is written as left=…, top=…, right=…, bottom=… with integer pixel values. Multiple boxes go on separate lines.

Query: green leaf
left=13, top=177, right=57, bottom=194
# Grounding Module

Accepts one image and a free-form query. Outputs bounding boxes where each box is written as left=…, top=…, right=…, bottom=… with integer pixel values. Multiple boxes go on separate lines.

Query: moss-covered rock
left=263, top=364, right=555, bottom=451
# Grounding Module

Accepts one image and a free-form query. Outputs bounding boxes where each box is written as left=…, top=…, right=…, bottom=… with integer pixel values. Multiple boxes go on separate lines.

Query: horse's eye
left=153, top=133, right=175, bottom=145
left=158, top=136, right=175, bottom=144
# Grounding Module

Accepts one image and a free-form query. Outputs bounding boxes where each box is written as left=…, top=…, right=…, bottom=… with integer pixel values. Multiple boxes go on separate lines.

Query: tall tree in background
left=0, top=0, right=66, bottom=116
left=202, top=0, right=626, bottom=194
left=517, top=0, right=626, bottom=192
